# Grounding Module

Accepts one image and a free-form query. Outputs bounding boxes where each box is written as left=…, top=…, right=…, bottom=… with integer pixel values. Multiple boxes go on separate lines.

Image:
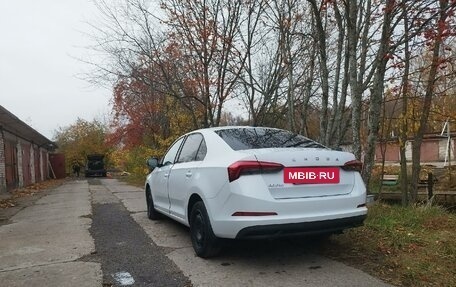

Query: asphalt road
left=0, top=178, right=393, bottom=287
left=86, top=178, right=189, bottom=286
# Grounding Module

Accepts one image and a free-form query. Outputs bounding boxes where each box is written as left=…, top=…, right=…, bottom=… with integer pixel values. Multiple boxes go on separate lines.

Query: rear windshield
left=215, top=128, right=326, bottom=151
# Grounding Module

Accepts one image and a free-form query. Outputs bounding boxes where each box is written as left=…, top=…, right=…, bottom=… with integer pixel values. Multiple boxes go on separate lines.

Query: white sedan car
left=145, top=126, right=367, bottom=258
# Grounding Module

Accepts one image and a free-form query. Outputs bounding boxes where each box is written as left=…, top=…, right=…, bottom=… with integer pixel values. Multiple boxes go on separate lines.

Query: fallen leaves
left=0, top=199, right=15, bottom=209
left=0, top=179, right=66, bottom=209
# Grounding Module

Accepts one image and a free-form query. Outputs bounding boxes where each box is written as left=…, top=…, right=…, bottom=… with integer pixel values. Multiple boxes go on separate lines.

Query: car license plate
left=283, top=167, right=340, bottom=184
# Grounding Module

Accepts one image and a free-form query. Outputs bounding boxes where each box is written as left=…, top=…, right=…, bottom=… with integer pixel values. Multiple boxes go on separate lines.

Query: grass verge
left=116, top=173, right=145, bottom=188
left=321, top=203, right=456, bottom=287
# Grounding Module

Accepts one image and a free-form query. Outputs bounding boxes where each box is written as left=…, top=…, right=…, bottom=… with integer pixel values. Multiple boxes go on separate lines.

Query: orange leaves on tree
left=109, top=75, right=164, bottom=149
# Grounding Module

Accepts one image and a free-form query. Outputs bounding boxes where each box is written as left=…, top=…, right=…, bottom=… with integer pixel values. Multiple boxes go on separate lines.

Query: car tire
left=146, top=188, right=160, bottom=220
left=190, top=201, right=222, bottom=258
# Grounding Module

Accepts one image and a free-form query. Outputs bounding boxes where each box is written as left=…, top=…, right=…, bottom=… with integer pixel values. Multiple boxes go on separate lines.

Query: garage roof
left=0, top=105, right=56, bottom=150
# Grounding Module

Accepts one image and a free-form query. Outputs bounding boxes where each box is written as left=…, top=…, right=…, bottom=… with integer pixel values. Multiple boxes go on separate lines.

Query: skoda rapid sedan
left=145, top=126, right=367, bottom=258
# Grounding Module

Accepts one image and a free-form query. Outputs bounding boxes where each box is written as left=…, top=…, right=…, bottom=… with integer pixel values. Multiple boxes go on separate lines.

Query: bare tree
left=161, top=0, right=250, bottom=127
left=399, top=3, right=411, bottom=206
left=238, top=1, right=287, bottom=127
left=85, top=0, right=455, bottom=200
left=362, top=0, right=399, bottom=186
left=410, top=0, right=454, bottom=202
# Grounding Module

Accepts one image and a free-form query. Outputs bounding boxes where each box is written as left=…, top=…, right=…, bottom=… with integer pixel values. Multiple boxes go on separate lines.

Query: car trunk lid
left=241, top=148, right=357, bottom=199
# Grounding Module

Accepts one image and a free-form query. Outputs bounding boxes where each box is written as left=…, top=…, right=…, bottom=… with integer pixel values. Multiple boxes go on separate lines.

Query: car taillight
left=342, top=160, right=363, bottom=173
left=227, top=160, right=284, bottom=182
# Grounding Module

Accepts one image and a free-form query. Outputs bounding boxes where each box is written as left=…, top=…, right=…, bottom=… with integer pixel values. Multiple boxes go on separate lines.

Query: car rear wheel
left=146, top=188, right=160, bottom=220
left=190, top=201, right=221, bottom=258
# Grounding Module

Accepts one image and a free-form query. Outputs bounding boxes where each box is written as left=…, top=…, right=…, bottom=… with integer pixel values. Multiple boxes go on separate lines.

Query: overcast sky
left=0, top=1, right=111, bottom=140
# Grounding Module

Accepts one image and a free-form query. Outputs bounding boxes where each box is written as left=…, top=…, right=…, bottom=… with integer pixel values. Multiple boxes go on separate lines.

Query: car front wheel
left=146, top=188, right=160, bottom=220
left=190, top=201, right=221, bottom=258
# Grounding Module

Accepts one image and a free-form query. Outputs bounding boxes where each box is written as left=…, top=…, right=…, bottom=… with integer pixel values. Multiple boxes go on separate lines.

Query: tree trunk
left=399, top=4, right=410, bottom=206
left=346, top=0, right=361, bottom=159
left=308, top=0, right=330, bottom=145
left=362, top=0, right=396, bottom=187
left=410, top=0, right=447, bottom=202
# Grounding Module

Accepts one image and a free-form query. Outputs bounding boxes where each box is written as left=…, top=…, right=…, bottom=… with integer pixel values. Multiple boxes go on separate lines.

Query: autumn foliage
left=54, top=118, right=111, bottom=172
left=86, top=0, right=456, bottom=196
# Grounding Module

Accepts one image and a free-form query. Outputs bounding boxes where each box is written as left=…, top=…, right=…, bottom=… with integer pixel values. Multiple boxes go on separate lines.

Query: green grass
left=321, top=203, right=456, bottom=287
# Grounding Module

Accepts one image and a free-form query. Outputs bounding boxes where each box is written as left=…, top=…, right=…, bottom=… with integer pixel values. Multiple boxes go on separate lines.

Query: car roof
left=190, top=126, right=281, bottom=134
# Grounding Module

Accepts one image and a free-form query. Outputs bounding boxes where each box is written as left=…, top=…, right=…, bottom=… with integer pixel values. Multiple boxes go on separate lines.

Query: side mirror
left=146, top=157, right=159, bottom=171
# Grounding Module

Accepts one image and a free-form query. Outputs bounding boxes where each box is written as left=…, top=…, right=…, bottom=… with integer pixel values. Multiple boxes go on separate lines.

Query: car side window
left=161, top=137, right=185, bottom=166
left=176, top=133, right=205, bottom=163
left=195, top=138, right=207, bottom=161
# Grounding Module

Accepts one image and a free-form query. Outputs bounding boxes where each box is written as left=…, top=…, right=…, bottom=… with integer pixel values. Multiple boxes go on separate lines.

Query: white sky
left=0, top=1, right=111, bottom=140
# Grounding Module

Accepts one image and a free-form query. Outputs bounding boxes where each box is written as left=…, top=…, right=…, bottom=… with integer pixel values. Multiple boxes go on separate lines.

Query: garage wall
left=40, top=149, right=47, bottom=181
left=0, top=133, right=6, bottom=193
left=48, top=153, right=66, bottom=179
left=4, top=137, right=18, bottom=191
left=0, top=130, right=52, bottom=192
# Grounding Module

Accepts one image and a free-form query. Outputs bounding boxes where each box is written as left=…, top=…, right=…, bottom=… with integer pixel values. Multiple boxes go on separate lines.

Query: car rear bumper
left=235, top=214, right=366, bottom=239
left=205, top=177, right=367, bottom=239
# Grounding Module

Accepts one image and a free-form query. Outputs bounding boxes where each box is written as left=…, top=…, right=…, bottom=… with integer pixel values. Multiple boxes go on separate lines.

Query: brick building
left=375, top=133, right=456, bottom=166
left=0, top=105, right=56, bottom=193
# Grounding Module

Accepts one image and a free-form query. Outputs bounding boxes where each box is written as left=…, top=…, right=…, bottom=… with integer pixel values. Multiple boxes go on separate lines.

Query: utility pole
left=441, top=119, right=452, bottom=181
left=448, top=121, right=451, bottom=182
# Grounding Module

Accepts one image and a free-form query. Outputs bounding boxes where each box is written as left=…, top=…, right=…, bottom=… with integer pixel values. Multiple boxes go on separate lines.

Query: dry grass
left=116, top=173, right=145, bottom=188
left=321, top=203, right=456, bottom=287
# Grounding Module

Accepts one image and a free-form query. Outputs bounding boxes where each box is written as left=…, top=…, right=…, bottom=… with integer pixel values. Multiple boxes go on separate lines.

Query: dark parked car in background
left=85, top=154, right=107, bottom=177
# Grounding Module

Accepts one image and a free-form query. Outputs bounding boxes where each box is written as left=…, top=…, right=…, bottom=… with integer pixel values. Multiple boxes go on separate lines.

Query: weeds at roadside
left=321, top=203, right=456, bottom=287
left=116, top=173, right=146, bottom=188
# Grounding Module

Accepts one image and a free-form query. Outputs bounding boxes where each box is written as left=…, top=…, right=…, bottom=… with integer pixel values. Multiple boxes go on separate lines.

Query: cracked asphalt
left=86, top=178, right=190, bottom=286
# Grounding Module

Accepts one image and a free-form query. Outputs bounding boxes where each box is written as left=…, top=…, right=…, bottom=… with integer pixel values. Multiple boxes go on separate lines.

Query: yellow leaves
left=54, top=118, right=110, bottom=172
left=111, top=145, right=156, bottom=175
left=382, top=89, right=456, bottom=140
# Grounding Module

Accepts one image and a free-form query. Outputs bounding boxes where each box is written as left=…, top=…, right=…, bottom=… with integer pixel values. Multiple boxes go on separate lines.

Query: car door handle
left=164, top=173, right=169, bottom=178
left=185, top=171, right=192, bottom=178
